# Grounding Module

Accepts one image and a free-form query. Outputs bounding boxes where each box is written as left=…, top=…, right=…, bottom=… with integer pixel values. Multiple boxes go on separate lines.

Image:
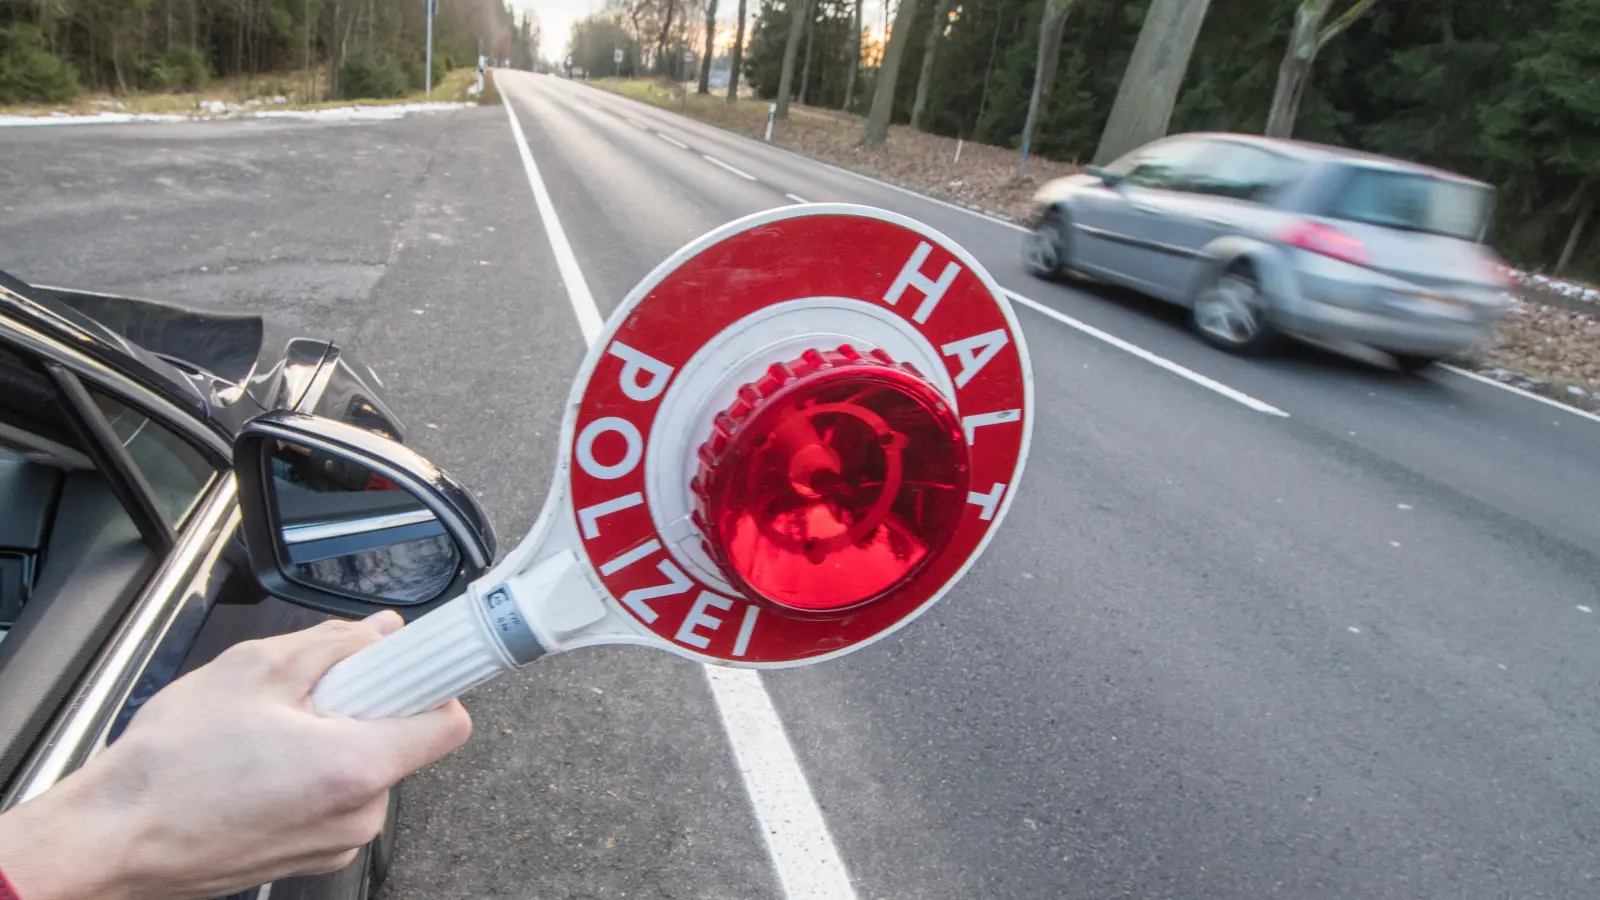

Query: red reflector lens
left=692, top=346, right=970, bottom=618
left=1280, top=220, right=1369, bottom=267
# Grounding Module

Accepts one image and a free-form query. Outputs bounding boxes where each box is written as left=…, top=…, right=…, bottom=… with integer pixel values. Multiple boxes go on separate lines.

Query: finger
left=353, top=699, right=473, bottom=785
left=272, top=618, right=391, bottom=693
left=364, top=609, right=404, bottom=637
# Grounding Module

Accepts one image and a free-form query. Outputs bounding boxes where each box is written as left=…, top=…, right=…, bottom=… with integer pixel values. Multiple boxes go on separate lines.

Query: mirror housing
left=234, top=410, right=497, bottom=621
left=1087, top=165, right=1124, bottom=189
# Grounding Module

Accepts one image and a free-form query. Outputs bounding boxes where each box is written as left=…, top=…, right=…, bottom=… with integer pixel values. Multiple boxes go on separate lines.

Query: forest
left=566, top=0, right=1600, bottom=278
left=0, top=0, right=539, bottom=102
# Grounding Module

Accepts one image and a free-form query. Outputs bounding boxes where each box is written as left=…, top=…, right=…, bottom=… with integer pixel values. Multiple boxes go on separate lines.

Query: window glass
left=1324, top=167, right=1493, bottom=241
left=87, top=390, right=216, bottom=526
left=1186, top=144, right=1304, bottom=202
left=1122, top=140, right=1211, bottom=190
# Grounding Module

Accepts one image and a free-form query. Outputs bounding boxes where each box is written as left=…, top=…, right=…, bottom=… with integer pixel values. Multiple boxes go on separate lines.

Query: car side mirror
left=1087, top=166, right=1124, bottom=189
left=233, top=411, right=497, bottom=621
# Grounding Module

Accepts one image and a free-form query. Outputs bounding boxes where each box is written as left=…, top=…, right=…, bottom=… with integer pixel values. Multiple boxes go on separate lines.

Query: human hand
left=0, top=611, right=472, bottom=900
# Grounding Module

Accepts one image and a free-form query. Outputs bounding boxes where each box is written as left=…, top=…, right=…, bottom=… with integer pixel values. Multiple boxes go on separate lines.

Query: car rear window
left=1324, top=166, right=1492, bottom=241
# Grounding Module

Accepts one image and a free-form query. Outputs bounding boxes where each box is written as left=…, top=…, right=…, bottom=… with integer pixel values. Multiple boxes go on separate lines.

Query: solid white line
left=503, top=88, right=857, bottom=900
left=703, top=153, right=758, bottom=181
left=503, top=101, right=604, bottom=344
left=704, top=667, right=858, bottom=900
left=657, top=132, right=690, bottom=150
left=785, top=193, right=809, bottom=204
left=1005, top=289, right=1291, bottom=417
left=1439, top=364, right=1600, bottom=426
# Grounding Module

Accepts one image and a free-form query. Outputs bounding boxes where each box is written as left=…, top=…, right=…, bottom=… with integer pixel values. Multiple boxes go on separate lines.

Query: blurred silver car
left=1025, top=132, right=1511, bottom=370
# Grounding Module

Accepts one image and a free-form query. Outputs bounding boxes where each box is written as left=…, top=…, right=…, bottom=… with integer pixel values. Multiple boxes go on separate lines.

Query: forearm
left=0, top=769, right=133, bottom=900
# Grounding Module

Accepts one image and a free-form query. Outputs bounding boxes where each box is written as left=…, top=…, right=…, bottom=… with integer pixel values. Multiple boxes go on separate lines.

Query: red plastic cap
left=691, top=345, right=970, bottom=618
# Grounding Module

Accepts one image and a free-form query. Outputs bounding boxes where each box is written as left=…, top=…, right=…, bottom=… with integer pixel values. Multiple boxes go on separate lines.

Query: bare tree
left=1092, top=0, right=1213, bottom=166
left=774, top=0, right=811, bottom=118
left=842, top=0, right=863, bottom=111
left=1017, top=0, right=1078, bottom=173
left=655, top=0, right=677, bottom=74
left=799, top=0, right=815, bottom=104
left=727, top=0, right=747, bottom=102
left=910, top=0, right=953, bottom=130
left=698, top=0, right=719, bottom=92
left=1264, top=0, right=1378, bottom=137
left=862, top=0, right=921, bottom=147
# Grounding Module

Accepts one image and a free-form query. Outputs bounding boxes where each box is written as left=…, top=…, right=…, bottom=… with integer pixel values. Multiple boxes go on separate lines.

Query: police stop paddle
left=309, top=204, right=1035, bottom=718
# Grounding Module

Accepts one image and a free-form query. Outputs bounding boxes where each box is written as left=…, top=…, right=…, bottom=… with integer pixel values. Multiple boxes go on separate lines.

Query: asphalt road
left=4, top=73, right=1600, bottom=900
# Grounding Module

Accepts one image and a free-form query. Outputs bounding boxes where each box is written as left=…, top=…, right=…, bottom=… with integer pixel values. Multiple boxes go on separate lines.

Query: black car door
left=0, top=315, right=364, bottom=900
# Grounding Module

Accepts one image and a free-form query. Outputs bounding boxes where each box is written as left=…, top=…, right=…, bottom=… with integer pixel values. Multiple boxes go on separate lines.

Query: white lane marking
left=572, top=80, right=1029, bottom=233
left=703, top=153, right=758, bottom=181
left=657, top=132, right=690, bottom=150
left=503, top=94, right=857, bottom=900
left=1004, top=289, right=1290, bottom=417
left=785, top=193, right=809, bottom=204
left=1348, top=626, right=1361, bottom=634
left=628, top=118, right=650, bottom=130
left=1579, top=605, right=1593, bottom=614
left=1439, top=364, right=1600, bottom=426
left=705, top=667, right=858, bottom=900
left=503, top=100, right=604, bottom=344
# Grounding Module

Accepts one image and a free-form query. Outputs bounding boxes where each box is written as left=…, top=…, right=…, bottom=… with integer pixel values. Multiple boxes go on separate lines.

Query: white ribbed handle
left=312, top=595, right=513, bottom=719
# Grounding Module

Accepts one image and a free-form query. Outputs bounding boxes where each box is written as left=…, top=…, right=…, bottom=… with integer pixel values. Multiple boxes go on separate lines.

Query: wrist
left=0, top=767, right=140, bottom=900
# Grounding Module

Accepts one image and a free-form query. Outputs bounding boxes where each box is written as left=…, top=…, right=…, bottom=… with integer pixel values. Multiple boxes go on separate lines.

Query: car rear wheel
left=1026, top=210, right=1070, bottom=279
left=1192, top=267, right=1276, bottom=355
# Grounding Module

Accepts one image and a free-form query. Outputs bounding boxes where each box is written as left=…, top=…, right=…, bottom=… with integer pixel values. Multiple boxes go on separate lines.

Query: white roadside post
left=765, top=103, right=775, bottom=141
left=424, top=0, right=434, bottom=100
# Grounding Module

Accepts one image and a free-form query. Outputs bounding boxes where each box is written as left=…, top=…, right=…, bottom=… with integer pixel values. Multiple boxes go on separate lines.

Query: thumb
left=275, top=612, right=404, bottom=695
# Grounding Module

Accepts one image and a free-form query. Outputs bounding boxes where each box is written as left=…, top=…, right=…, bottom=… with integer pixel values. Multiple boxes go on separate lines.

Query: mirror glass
left=266, top=438, right=461, bottom=604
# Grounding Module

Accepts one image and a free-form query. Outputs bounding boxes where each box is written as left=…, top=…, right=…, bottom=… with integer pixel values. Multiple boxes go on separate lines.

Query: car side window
left=1122, top=140, right=1209, bottom=191
left=1186, top=144, right=1303, bottom=202
left=86, top=390, right=217, bottom=526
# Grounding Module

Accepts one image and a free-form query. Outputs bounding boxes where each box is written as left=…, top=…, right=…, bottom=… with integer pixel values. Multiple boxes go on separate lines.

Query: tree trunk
left=1556, top=192, right=1594, bottom=275
left=842, top=0, right=863, bottom=111
left=974, top=0, right=1005, bottom=130
left=727, top=0, right=747, bottom=102
left=774, top=0, right=811, bottom=119
left=910, top=0, right=952, bottom=130
left=1265, top=0, right=1379, bottom=138
left=698, top=0, right=719, bottom=93
left=1018, top=0, right=1077, bottom=174
left=1091, top=0, right=1213, bottom=166
left=799, top=1, right=816, bottom=105
left=656, top=0, right=677, bottom=75
left=862, top=0, right=921, bottom=147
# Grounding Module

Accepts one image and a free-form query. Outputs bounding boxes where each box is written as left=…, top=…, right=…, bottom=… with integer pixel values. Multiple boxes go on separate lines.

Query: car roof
left=1173, top=132, right=1491, bottom=188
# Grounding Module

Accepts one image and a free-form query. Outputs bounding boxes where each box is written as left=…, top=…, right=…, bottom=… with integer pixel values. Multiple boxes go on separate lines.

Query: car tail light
left=691, top=345, right=969, bottom=619
left=1279, top=220, right=1369, bottom=267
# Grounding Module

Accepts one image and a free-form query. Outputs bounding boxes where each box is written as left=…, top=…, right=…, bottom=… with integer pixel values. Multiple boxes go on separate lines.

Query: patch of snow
left=0, top=101, right=470, bottom=128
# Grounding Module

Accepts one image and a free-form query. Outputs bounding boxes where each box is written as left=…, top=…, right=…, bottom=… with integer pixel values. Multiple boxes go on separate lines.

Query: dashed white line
left=657, top=132, right=690, bottom=150
left=1004, top=289, right=1290, bottom=417
left=702, top=153, right=758, bottom=181
left=627, top=118, right=650, bottom=130
left=1578, top=605, right=1593, bottom=614
left=503, top=92, right=856, bottom=900
left=1439, top=364, right=1600, bottom=426
left=785, top=193, right=810, bottom=204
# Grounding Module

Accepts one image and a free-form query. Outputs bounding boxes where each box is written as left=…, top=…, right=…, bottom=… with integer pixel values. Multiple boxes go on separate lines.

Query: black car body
left=0, top=268, right=407, bottom=900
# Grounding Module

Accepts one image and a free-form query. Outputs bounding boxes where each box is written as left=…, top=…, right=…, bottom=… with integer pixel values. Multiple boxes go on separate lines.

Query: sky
left=511, top=0, right=887, bottom=59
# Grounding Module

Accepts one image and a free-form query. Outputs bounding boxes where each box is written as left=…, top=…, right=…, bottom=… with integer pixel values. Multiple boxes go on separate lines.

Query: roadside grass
left=0, top=67, right=480, bottom=117
left=589, top=74, right=1600, bottom=405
